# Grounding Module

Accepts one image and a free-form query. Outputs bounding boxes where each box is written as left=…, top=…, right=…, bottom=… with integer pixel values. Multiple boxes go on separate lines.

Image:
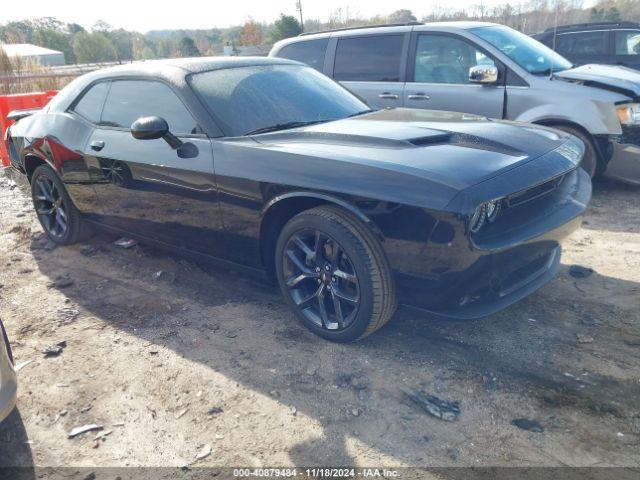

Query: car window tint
left=413, top=35, right=495, bottom=84
left=277, top=39, right=329, bottom=71
left=334, top=35, right=403, bottom=82
left=100, top=80, right=199, bottom=135
left=190, top=64, right=368, bottom=137
left=556, top=31, right=608, bottom=55
left=615, top=30, right=640, bottom=55
left=73, top=82, right=109, bottom=123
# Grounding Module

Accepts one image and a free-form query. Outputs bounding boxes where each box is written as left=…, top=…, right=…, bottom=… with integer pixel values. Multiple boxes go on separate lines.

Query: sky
left=3, top=0, right=520, bottom=32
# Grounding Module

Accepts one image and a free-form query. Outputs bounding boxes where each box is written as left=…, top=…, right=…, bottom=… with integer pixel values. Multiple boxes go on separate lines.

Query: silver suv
left=270, top=21, right=640, bottom=184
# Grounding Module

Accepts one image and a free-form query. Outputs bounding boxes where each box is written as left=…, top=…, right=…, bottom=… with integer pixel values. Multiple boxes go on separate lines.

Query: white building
left=0, top=43, right=65, bottom=66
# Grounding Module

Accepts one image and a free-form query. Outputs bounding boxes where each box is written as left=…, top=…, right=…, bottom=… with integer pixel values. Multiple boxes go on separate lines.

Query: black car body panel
left=6, top=57, right=592, bottom=319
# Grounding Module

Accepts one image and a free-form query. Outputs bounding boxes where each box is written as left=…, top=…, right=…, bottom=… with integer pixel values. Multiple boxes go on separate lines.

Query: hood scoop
left=410, top=132, right=523, bottom=157
left=408, top=131, right=452, bottom=146
left=257, top=126, right=453, bottom=149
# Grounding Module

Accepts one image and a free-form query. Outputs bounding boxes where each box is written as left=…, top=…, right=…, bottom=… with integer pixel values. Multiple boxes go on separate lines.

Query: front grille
left=506, top=174, right=565, bottom=207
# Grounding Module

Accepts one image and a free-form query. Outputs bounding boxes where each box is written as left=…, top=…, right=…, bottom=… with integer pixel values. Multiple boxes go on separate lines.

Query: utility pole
left=296, top=0, right=304, bottom=32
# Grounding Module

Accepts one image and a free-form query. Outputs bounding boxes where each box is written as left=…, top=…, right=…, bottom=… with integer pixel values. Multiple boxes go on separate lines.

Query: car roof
left=46, top=56, right=302, bottom=117
left=541, top=21, right=640, bottom=33
left=83, top=56, right=300, bottom=81
left=297, top=21, right=498, bottom=38
left=273, top=21, right=498, bottom=49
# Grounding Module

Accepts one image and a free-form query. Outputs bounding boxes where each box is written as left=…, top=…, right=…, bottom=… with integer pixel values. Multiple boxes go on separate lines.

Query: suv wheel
left=275, top=205, right=396, bottom=342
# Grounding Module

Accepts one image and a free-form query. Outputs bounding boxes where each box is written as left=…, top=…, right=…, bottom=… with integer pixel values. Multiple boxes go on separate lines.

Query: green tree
left=605, top=6, right=621, bottom=21
left=1, top=21, right=34, bottom=43
left=179, top=37, right=201, bottom=57
left=72, top=31, right=117, bottom=63
left=32, top=28, right=75, bottom=64
left=67, top=23, right=85, bottom=35
left=269, top=14, right=302, bottom=43
left=387, top=9, right=417, bottom=23
left=109, top=29, right=134, bottom=62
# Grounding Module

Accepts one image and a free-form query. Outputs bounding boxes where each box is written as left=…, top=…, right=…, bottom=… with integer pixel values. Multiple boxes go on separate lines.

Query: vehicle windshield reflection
left=189, top=64, right=369, bottom=136
left=472, top=25, right=573, bottom=75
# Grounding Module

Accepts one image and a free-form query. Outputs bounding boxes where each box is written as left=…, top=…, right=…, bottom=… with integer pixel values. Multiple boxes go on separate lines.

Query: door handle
left=407, top=93, right=430, bottom=101
left=90, top=140, right=105, bottom=151
left=378, top=92, right=399, bottom=100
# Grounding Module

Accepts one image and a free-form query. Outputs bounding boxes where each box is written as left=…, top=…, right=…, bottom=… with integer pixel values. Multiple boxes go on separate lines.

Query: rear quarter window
left=72, top=82, right=109, bottom=123
left=277, top=39, right=329, bottom=71
left=333, top=35, right=404, bottom=82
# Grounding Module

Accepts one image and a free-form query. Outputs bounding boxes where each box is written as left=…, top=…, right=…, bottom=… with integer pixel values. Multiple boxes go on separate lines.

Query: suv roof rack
left=544, top=21, right=640, bottom=32
left=299, top=22, right=423, bottom=37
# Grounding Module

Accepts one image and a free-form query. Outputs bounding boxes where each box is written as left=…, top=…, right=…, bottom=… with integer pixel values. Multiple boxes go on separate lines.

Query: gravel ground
left=0, top=171, right=638, bottom=472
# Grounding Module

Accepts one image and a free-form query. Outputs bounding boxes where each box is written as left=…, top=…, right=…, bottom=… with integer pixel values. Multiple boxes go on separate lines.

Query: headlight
left=469, top=199, right=503, bottom=233
left=616, top=103, right=640, bottom=126
left=469, top=204, right=486, bottom=233
left=485, top=199, right=501, bottom=222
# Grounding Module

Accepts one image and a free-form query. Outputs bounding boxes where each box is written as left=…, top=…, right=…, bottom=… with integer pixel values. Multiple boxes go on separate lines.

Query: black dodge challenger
left=5, top=57, right=591, bottom=342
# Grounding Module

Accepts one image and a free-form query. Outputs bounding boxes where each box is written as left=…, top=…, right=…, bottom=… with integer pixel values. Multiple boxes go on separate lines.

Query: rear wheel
left=275, top=205, right=396, bottom=342
left=31, top=164, right=90, bottom=245
left=552, top=126, right=599, bottom=178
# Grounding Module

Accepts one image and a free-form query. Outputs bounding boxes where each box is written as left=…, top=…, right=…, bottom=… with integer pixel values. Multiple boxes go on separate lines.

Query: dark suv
left=533, top=22, right=640, bottom=70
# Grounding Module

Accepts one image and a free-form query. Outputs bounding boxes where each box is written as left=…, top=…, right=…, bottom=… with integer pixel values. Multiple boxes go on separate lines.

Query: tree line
left=1, top=1, right=639, bottom=66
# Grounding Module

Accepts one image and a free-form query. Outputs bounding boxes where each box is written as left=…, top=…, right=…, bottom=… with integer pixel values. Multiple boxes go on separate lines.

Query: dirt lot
left=0, top=170, right=639, bottom=472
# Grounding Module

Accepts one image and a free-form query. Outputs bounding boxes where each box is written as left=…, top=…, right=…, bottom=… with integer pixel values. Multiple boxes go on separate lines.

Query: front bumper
left=396, top=168, right=591, bottom=319
left=0, top=319, right=17, bottom=423
left=604, top=125, right=640, bottom=185
left=605, top=141, right=640, bottom=186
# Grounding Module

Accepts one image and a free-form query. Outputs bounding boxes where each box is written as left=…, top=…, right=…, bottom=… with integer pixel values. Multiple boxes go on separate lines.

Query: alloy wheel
left=33, top=175, right=68, bottom=238
left=282, top=229, right=360, bottom=330
left=101, top=160, right=127, bottom=186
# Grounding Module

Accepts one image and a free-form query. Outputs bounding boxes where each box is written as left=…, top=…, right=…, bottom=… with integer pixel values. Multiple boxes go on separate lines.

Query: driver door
left=87, top=79, right=225, bottom=257
left=404, top=33, right=505, bottom=119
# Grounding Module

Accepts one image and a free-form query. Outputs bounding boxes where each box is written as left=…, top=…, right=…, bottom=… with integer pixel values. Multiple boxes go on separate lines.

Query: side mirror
left=469, top=65, right=498, bottom=84
left=131, top=116, right=184, bottom=150
left=131, top=116, right=169, bottom=140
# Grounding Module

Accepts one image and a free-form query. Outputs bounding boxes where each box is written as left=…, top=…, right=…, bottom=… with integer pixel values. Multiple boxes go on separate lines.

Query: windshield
left=472, top=25, right=573, bottom=75
left=189, top=64, right=370, bottom=136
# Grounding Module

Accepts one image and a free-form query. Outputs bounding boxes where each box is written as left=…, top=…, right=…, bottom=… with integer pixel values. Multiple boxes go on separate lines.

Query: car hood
left=554, top=64, right=640, bottom=100
left=250, top=108, right=570, bottom=192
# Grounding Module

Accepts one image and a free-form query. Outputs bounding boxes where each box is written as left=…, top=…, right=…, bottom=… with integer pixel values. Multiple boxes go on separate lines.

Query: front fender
left=261, top=190, right=376, bottom=229
left=512, top=100, right=621, bottom=135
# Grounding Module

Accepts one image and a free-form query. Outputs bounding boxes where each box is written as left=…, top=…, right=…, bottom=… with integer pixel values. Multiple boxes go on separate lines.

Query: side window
left=615, top=30, right=640, bottom=55
left=555, top=31, right=608, bottom=56
left=72, top=82, right=109, bottom=123
left=333, top=35, right=404, bottom=82
left=277, top=39, right=329, bottom=71
left=100, top=80, right=199, bottom=135
left=413, top=34, right=495, bottom=84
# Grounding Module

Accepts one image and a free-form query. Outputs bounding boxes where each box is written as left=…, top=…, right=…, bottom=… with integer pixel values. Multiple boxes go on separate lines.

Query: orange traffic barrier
left=1, top=90, right=58, bottom=167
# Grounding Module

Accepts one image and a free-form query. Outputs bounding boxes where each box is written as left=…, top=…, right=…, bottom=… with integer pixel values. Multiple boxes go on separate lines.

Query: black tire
left=552, top=126, right=599, bottom=178
left=275, top=205, right=396, bottom=342
left=30, top=164, right=91, bottom=245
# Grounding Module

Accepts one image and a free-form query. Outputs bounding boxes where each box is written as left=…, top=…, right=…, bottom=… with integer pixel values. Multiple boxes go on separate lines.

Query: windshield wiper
left=531, top=67, right=570, bottom=76
left=531, top=68, right=552, bottom=75
left=346, top=109, right=375, bottom=118
left=245, top=120, right=327, bottom=136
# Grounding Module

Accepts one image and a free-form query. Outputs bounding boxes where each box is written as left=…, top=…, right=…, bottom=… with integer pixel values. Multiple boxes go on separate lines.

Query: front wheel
left=31, top=164, right=90, bottom=245
left=275, top=205, right=396, bottom=342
